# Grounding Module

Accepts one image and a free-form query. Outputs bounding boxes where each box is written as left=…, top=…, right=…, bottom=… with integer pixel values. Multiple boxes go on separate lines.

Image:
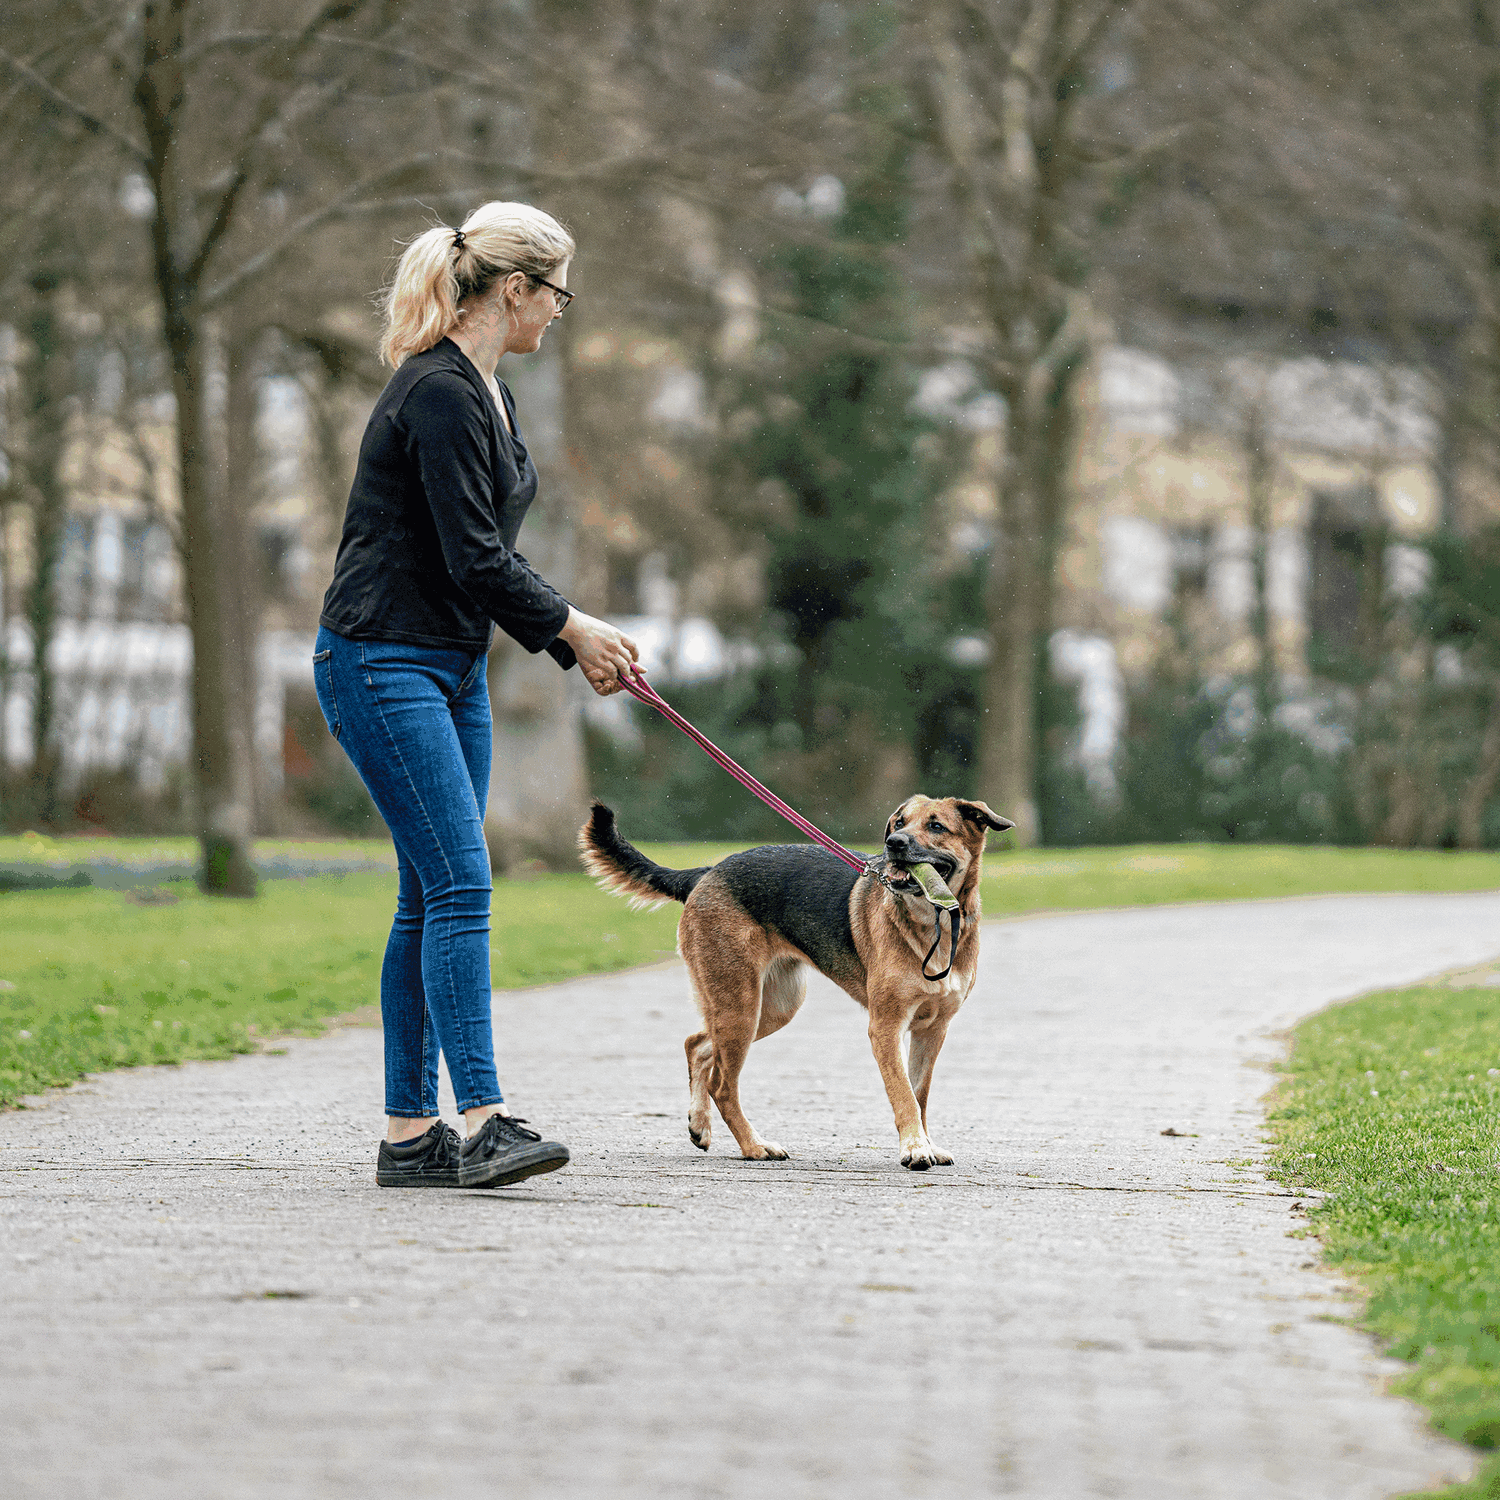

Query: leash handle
left=921, top=907, right=962, bottom=981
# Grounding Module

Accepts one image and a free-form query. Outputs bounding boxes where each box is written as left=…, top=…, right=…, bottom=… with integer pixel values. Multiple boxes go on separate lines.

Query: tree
left=14, top=271, right=73, bottom=822
left=1, top=0, right=462, bottom=888
left=462, top=0, right=865, bottom=858
left=715, top=137, right=956, bottom=831
left=910, top=0, right=1141, bottom=842
left=0, top=3, right=138, bottom=827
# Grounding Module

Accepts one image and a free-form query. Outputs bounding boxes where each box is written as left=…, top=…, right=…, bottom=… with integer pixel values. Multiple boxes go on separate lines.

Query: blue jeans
left=312, top=626, right=502, bottom=1116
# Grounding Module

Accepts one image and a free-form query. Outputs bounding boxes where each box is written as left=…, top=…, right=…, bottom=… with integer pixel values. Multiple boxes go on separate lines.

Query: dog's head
left=881, top=794, right=1015, bottom=898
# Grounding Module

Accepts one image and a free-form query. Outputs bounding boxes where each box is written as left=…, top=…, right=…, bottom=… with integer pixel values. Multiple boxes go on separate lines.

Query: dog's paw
left=743, top=1139, right=788, bottom=1161
left=688, top=1116, right=711, bottom=1152
left=900, top=1143, right=949, bottom=1171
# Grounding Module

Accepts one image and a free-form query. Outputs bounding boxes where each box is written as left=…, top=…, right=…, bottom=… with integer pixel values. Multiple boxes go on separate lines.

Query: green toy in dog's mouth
left=903, top=861, right=959, bottom=910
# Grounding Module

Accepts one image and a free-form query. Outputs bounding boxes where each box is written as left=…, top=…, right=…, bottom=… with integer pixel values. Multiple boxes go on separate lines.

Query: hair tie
left=451, top=227, right=465, bottom=256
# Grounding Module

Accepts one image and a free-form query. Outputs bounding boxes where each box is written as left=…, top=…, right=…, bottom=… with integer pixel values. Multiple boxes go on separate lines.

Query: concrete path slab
left=4, top=891, right=1500, bottom=1499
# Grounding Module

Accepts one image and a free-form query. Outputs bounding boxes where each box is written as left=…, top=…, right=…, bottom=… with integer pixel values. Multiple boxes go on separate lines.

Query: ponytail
left=379, top=202, right=576, bottom=368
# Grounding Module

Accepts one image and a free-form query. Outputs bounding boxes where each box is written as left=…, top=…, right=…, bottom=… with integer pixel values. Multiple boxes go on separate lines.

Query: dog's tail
left=577, top=801, right=711, bottom=910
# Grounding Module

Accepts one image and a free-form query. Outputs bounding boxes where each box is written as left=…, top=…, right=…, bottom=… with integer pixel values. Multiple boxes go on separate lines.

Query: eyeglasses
left=532, top=275, right=574, bottom=311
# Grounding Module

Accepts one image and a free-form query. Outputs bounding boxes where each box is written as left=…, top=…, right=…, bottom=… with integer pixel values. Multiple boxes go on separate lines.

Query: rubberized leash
left=617, top=666, right=961, bottom=980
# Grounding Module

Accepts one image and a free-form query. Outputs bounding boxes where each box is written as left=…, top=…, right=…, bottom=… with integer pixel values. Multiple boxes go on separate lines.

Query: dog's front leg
left=866, top=993, right=940, bottom=1170
left=906, top=1015, right=955, bottom=1166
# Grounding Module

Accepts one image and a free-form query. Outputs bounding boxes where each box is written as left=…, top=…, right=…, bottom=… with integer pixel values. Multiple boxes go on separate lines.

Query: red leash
left=615, top=664, right=963, bottom=981
left=618, top=665, right=872, bottom=875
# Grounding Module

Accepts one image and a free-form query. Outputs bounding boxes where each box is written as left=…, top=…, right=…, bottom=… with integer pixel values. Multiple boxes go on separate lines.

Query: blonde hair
left=379, top=201, right=576, bottom=368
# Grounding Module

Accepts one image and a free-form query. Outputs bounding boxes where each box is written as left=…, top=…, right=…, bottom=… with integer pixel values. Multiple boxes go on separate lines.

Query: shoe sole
left=458, top=1143, right=570, bottom=1189
left=374, top=1171, right=463, bottom=1188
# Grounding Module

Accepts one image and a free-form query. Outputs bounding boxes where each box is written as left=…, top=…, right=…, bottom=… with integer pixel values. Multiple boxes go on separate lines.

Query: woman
left=314, top=202, right=638, bottom=1189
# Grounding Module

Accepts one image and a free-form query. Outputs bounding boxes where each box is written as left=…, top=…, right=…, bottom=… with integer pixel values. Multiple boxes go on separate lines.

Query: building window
left=117, top=519, right=175, bottom=622
left=1170, top=524, right=1211, bottom=600
left=1307, top=486, right=1381, bottom=678
left=55, top=515, right=93, bottom=620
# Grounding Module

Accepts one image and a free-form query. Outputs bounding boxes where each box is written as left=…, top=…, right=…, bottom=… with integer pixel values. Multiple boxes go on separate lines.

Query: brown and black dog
left=578, top=795, right=1013, bottom=1170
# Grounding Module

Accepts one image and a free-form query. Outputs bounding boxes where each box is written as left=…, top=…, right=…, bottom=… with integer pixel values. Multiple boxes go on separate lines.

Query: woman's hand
left=558, top=607, right=640, bottom=697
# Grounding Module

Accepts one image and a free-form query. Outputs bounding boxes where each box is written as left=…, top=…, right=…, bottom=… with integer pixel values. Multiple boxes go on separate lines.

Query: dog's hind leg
left=684, top=1028, right=714, bottom=1151
left=906, top=1014, right=955, bottom=1166
left=709, top=1003, right=789, bottom=1161
left=691, top=946, right=788, bottom=1161
left=684, top=959, right=802, bottom=1155
left=679, top=897, right=788, bottom=1161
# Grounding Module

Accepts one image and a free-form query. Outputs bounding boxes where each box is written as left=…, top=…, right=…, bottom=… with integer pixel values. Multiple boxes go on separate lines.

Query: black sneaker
left=458, top=1114, right=570, bottom=1188
left=376, top=1122, right=464, bottom=1188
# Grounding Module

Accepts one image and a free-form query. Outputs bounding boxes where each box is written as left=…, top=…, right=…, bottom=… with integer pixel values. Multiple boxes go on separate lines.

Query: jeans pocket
left=455, top=650, right=488, bottom=699
left=312, top=649, right=340, bottom=740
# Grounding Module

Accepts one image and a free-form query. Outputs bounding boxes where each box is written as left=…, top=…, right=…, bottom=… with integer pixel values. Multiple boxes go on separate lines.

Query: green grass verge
left=1268, top=980, right=1500, bottom=1497
left=0, top=831, right=398, bottom=870
left=3, top=838, right=1498, bottom=1111
left=974, top=843, right=1500, bottom=916
left=644, top=839, right=1500, bottom=915
left=0, top=872, right=681, bottom=1107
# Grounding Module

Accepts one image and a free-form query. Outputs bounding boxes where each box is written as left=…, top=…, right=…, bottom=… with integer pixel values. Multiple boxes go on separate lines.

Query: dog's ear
left=956, top=800, right=1015, bottom=833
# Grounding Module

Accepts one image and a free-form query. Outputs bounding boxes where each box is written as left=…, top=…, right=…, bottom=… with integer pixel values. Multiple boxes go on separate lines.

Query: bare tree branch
left=201, top=153, right=436, bottom=307
left=927, top=1, right=1018, bottom=307
left=0, top=46, right=148, bottom=163
left=1023, top=287, right=1091, bottom=418
left=186, top=0, right=378, bottom=286
left=1058, top=0, right=1130, bottom=82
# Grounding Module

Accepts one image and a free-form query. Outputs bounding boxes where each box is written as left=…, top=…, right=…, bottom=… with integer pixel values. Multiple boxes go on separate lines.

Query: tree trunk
left=980, top=415, right=1045, bottom=845
left=21, top=272, right=71, bottom=823
left=1457, top=678, right=1500, bottom=848
left=0, top=493, right=12, bottom=787
left=1245, top=400, right=1275, bottom=727
left=137, top=0, right=256, bottom=895
left=166, top=310, right=258, bottom=895
left=222, top=321, right=267, bottom=833
left=484, top=341, right=589, bottom=873
left=922, top=0, right=1098, bottom=847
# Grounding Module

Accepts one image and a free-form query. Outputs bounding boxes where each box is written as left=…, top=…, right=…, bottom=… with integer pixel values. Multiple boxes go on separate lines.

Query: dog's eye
left=927, top=819, right=946, bottom=832
left=892, top=818, right=904, bottom=830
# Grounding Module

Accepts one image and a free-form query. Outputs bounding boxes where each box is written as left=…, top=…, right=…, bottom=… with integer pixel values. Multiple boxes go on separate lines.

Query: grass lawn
left=0, top=831, right=399, bottom=870
left=641, top=839, right=1500, bottom=916
left=1268, top=979, right=1500, bottom=1497
left=973, top=842, right=1500, bottom=915
left=0, top=872, right=681, bottom=1108
left=1, top=836, right=1497, bottom=1111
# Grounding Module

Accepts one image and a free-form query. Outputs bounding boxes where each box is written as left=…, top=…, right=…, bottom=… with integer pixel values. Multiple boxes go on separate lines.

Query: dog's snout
left=885, top=829, right=914, bottom=853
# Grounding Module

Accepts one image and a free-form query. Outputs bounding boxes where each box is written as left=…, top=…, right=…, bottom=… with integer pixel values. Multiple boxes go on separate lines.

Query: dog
left=578, top=794, right=1014, bottom=1170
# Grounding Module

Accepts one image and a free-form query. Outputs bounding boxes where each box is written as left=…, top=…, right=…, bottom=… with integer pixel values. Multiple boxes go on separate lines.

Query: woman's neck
left=448, top=305, right=508, bottom=384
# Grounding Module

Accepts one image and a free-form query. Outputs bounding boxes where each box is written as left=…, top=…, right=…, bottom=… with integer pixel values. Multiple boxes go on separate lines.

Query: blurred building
left=920, top=320, right=1453, bottom=798
left=0, top=337, right=326, bottom=814
left=0, top=287, right=1462, bottom=828
left=1069, top=345, right=1440, bottom=682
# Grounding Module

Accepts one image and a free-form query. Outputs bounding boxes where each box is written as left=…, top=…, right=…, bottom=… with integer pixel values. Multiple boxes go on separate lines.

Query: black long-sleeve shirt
left=320, top=337, right=575, bottom=669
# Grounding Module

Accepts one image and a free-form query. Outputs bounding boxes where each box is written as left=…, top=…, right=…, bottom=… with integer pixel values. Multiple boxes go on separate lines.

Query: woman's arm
left=400, top=372, right=572, bottom=653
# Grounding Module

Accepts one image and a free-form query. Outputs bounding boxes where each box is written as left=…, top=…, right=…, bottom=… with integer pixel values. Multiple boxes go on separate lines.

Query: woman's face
left=504, top=260, right=569, bottom=354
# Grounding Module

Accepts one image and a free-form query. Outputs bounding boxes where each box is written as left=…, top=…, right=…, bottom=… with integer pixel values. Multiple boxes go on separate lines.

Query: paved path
left=5, top=892, right=1500, bottom=1500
